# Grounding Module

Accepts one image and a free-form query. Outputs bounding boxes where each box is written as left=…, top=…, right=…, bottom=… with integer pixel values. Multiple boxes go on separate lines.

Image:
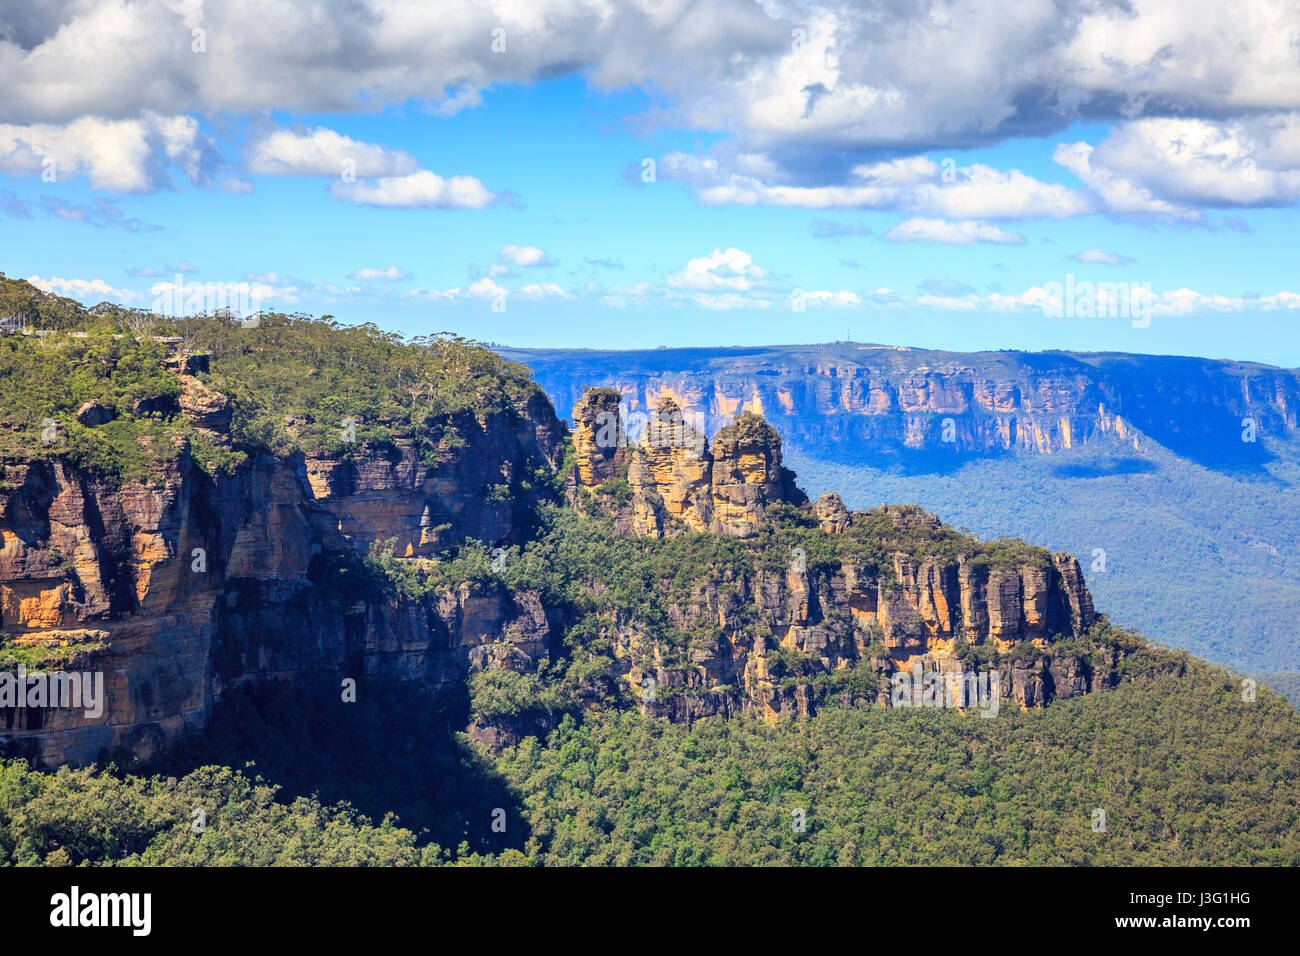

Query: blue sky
left=3, top=2, right=1299, bottom=366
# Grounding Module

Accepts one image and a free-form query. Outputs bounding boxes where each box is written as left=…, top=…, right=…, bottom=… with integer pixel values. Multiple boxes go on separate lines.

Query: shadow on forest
left=1048, top=455, right=1159, bottom=479
left=140, top=679, right=530, bottom=855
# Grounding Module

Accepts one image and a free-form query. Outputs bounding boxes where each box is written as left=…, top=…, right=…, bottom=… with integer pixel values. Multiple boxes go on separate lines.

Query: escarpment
left=0, top=358, right=565, bottom=766
left=0, top=338, right=1124, bottom=766
left=503, top=343, right=1300, bottom=462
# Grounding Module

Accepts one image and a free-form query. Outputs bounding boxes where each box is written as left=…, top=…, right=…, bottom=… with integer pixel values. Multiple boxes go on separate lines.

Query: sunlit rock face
left=614, top=398, right=805, bottom=539
left=570, top=387, right=628, bottom=490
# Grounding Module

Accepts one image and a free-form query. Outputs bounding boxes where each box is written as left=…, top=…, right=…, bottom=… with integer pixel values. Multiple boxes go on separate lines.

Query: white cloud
left=330, top=170, right=496, bottom=209
left=1055, top=117, right=1300, bottom=221
left=149, top=277, right=300, bottom=307
left=905, top=282, right=1300, bottom=317
left=1072, top=249, right=1134, bottom=267
left=659, top=151, right=1092, bottom=219
left=467, top=277, right=507, bottom=299
left=6, top=1, right=1300, bottom=220
left=882, top=218, right=1027, bottom=245
left=0, top=113, right=215, bottom=192
left=248, top=127, right=419, bottom=177
left=595, top=248, right=862, bottom=312
left=348, top=265, right=411, bottom=281
left=1054, top=140, right=1204, bottom=222
left=793, top=290, right=862, bottom=308
left=666, top=247, right=769, bottom=292
left=29, top=272, right=305, bottom=312
left=517, top=282, right=574, bottom=300
left=8, top=3, right=1300, bottom=220
left=498, top=244, right=550, bottom=267
left=410, top=275, right=572, bottom=304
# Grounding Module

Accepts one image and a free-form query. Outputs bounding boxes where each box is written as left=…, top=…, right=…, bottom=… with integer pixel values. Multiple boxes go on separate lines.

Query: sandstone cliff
left=564, top=387, right=1108, bottom=726
left=0, top=373, right=564, bottom=765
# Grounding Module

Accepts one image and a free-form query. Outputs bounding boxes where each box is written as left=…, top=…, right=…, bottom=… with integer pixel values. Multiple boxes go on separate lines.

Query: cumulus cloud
left=27, top=275, right=143, bottom=305
left=666, top=248, right=769, bottom=292
left=9, top=3, right=1300, bottom=218
left=330, top=170, right=496, bottom=208
left=498, top=244, right=551, bottom=267
left=0, top=0, right=785, bottom=125
left=1055, top=117, right=1300, bottom=221
left=882, top=218, right=1027, bottom=245
left=659, top=151, right=1092, bottom=219
left=592, top=247, right=865, bottom=312
left=0, top=113, right=217, bottom=192
left=247, top=127, right=419, bottom=177
left=410, top=276, right=511, bottom=303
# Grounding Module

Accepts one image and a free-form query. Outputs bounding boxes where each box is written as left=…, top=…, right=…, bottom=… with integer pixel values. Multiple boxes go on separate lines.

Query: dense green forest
left=0, top=272, right=545, bottom=482
left=2, top=654, right=1296, bottom=866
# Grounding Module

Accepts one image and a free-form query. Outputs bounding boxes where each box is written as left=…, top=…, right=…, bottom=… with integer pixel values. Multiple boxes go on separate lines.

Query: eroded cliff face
left=0, top=364, right=1115, bottom=767
left=568, top=388, right=1103, bottom=723
left=0, top=383, right=564, bottom=766
left=611, top=515, right=1102, bottom=724
left=569, top=387, right=629, bottom=490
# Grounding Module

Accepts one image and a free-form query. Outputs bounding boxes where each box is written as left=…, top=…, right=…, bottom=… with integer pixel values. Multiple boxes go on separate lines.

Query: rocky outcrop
left=709, top=412, right=806, bottom=535
left=618, top=397, right=804, bottom=537
left=4, top=367, right=1116, bottom=766
left=569, top=386, right=629, bottom=490
left=627, top=398, right=715, bottom=535
left=814, top=493, right=851, bottom=533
